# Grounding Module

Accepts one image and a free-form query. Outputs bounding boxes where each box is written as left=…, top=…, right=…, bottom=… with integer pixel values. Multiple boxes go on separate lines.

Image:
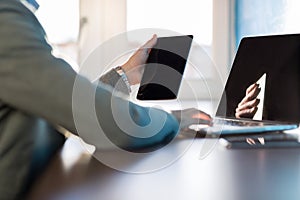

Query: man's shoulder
left=0, top=0, right=27, bottom=9
left=0, top=0, right=37, bottom=20
left=0, top=0, right=46, bottom=44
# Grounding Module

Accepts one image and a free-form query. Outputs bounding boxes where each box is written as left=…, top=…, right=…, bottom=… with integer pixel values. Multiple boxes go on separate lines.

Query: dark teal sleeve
left=94, top=87, right=180, bottom=150
left=0, top=0, right=180, bottom=150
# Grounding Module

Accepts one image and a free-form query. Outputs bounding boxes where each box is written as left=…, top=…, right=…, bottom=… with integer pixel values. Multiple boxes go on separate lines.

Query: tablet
left=137, top=35, right=193, bottom=100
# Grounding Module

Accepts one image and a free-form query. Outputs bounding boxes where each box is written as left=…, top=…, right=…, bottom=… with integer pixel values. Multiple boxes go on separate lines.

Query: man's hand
left=172, top=108, right=212, bottom=129
left=121, top=34, right=157, bottom=85
left=235, top=83, right=260, bottom=118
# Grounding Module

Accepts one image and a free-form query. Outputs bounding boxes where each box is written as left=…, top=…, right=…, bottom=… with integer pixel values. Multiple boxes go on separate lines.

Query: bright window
left=35, top=0, right=80, bottom=44
left=127, top=0, right=213, bottom=79
left=35, top=0, right=80, bottom=69
left=127, top=0, right=212, bottom=45
left=236, top=0, right=300, bottom=46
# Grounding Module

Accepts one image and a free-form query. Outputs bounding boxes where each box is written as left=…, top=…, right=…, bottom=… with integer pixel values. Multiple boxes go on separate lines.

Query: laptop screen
left=216, top=34, right=300, bottom=123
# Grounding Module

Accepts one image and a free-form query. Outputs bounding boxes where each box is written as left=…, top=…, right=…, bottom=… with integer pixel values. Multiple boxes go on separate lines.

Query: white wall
left=212, top=0, right=236, bottom=85
left=79, top=0, right=127, bottom=64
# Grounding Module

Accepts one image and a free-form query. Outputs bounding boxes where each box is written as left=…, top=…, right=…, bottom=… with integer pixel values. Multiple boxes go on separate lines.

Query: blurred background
left=35, top=0, right=300, bottom=102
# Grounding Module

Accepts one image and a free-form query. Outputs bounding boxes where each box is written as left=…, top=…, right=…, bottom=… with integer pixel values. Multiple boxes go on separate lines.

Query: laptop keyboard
left=188, top=117, right=298, bottom=135
left=213, top=118, right=265, bottom=127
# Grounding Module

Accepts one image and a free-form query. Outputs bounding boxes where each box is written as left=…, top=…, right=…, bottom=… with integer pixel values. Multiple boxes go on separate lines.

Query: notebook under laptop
left=191, top=34, right=300, bottom=136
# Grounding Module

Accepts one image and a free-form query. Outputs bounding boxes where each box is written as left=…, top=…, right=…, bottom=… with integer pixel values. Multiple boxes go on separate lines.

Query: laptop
left=191, top=34, right=300, bottom=136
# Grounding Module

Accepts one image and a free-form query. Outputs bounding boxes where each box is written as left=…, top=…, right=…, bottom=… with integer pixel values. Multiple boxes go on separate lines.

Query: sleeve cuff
left=99, top=68, right=130, bottom=95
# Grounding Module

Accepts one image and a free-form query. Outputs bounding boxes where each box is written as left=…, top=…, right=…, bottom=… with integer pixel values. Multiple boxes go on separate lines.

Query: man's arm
left=99, top=34, right=158, bottom=95
left=0, top=0, right=179, bottom=150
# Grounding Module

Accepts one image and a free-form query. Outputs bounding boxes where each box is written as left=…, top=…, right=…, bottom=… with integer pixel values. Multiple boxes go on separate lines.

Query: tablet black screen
left=137, top=35, right=193, bottom=100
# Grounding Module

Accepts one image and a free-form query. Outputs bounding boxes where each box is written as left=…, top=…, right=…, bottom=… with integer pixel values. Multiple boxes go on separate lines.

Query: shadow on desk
left=27, top=137, right=109, bottom=200
left=28, top=133, right=300, bottom=200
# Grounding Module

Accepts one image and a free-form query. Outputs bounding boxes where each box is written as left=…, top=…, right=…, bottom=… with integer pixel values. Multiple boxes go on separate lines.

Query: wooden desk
left=28, top=133, right=300, bottom=200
